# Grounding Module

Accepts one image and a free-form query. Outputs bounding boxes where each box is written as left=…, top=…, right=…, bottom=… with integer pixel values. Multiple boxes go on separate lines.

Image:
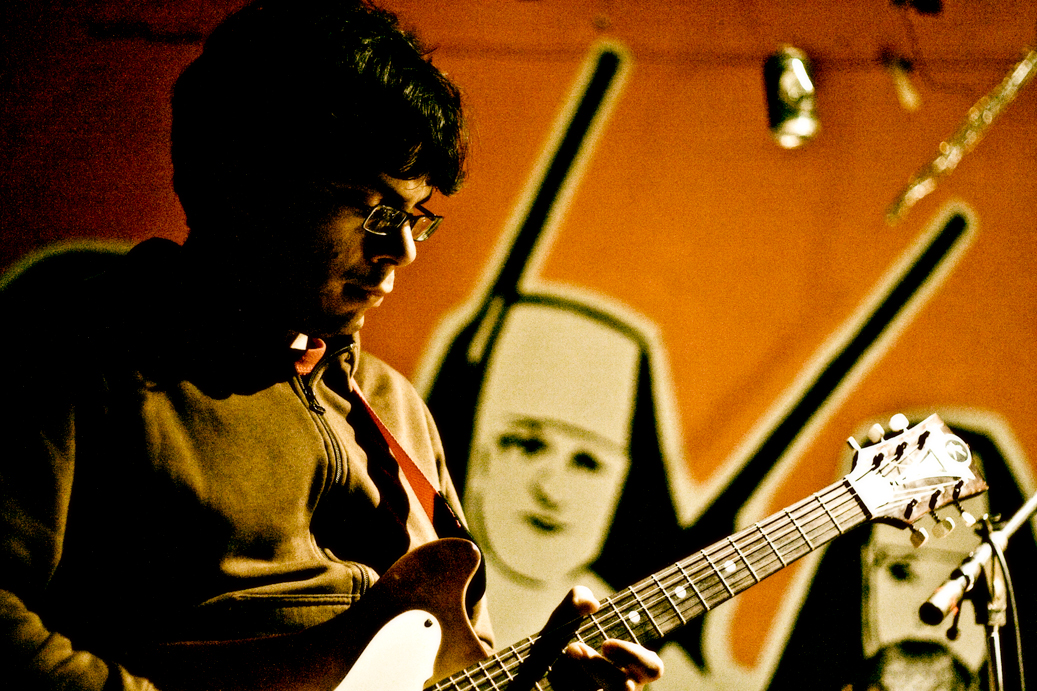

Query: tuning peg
left=910, top=526, right=930, bottom=548
left=847, top=437, right=862, bottom=452
left=889, top=413, right=909, bottom=433
left=868, top=423, right=885, bottom=443
left=931, top=514, right=955, bottom=538
left=954, top=502, right=977, bottom=526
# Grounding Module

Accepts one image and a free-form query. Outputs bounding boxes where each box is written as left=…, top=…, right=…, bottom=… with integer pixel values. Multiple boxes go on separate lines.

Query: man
left=0, top=1, right=663, bottom=689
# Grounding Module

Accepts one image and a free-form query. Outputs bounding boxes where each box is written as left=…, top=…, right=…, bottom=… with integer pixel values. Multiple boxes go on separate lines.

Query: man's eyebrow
left=372, top=176, right=434, bottom=207
left=385, top=187, right=434, bottom=209
left=325, top=179, right=434, bottom=208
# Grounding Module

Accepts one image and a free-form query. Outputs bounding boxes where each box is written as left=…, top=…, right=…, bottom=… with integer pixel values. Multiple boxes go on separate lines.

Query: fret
left=476, top=659, right=501, bottom=691
left=815, top=491, right=845, bottom=534
left=785, top=507, right=814, bottom=550
left=422, top=417, right=977, bottom=691
left=588, top=610, right=611, bottom=642
left=629, top=585, right=663, bottom=637
left=609, top=599, right=641, bottom=644
left=457, top=665, right=479, bottom=691
left=702, top=550, right=735, bottom=597
left=430, top=489, right=866, bottom=691
left=676, top=560, right=710, bottom=611
left=651, top=572, right=687, bottom=626
left=506, top=646, right=534, bottom=689
left=498, top=652, right=516, bottom=683
left=756, top=521, right=787, bottom=568
left=727, top=535, right=759, bottom=583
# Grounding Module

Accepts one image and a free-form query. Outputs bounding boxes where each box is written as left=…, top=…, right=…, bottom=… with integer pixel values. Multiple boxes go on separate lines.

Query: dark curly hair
left=171, top=0, right=466, bottom=236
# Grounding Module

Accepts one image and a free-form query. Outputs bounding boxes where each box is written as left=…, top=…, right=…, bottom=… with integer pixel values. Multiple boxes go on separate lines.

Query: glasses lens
left=363, top=205, right=441, bottom=241
left=364, top=205, right=401, bottom=235
left=411, top=215, right=441, bottom=241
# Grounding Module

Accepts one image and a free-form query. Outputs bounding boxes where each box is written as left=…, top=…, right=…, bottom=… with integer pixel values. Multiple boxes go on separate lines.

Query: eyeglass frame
left=362, top=203, right=443, bottom=242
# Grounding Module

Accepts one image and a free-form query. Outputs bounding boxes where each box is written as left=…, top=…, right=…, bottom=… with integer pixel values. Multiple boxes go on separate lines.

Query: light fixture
left=764, top=45, right=819, bottom=149
left=882, top=49, right=921, bottom=112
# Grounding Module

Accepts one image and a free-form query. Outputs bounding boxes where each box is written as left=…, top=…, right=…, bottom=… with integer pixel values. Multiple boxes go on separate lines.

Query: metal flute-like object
left=886, top=48, right=1037, bottom=224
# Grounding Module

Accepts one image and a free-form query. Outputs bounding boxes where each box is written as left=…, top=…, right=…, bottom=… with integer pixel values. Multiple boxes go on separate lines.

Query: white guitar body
left=334, top=610, right=442, bottom=691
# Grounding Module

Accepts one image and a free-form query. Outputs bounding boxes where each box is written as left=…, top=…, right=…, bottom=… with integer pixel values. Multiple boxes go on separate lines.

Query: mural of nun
left=426, top=293, right=701, bottom=689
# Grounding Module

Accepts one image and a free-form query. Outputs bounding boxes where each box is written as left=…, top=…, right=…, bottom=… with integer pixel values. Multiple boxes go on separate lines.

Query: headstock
left=845, top=414, right=986, bottom=544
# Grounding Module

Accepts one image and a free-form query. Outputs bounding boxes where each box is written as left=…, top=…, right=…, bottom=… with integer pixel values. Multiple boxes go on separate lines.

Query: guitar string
left=608, top=486, right=875, bottom=643
left=437, top=463, right=959, bottom=691
left=445, top=426, right=958, bottom=689
left=616, top=427, right=953, bottom=652
left=601, top=498, right=850, bottom=647
left=440, top=488, right=861, bottom=691
left=440, top=487, right=862, bottom=691
left=518, top=489, right=858, bottom=688
left=586, top=486, right=862, bottom=644
left=614, top=469, right=957, bottom=644
left=628, top=487, right=852, bottom=607
left=462, top=521, right=942, bottom=688
left=583, top=458, right=962, bottom=679
left=472, top=489, right=905, bottom=691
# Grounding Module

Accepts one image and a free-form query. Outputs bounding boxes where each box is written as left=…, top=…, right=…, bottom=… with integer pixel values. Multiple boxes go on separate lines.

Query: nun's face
left=471, top=413, right=630, bottom=582
left=462, top=303, right=640, bottom=584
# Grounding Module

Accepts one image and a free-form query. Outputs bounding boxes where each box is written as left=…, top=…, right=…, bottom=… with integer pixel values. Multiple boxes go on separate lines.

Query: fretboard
left=431, top=478, right=867, bottom=691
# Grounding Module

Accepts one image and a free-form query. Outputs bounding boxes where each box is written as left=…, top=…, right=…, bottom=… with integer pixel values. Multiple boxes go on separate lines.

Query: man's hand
left=547, top=586, right=664, bottom=691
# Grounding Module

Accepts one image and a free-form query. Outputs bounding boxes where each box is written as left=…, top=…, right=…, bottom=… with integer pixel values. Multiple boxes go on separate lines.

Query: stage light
left=764, top=46, right=819, bottom=149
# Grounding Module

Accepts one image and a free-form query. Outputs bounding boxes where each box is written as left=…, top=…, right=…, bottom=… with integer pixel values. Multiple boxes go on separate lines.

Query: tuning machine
left=910, top=507, right=961, bottom=546
left=931, top=512, right=956, bottom=538
left=863, top=413, right=911, bottom=445
left=956, top=503, right=977, bottom=527
left=950, top=481, right=977, bottom=526
left=909, top=525, right=929, bottom=548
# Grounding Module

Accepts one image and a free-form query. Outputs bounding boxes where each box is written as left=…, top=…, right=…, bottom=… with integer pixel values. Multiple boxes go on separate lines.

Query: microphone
left=918, top=542, right=993, bottom=625
left=920, top=490, right=1037, bottom=626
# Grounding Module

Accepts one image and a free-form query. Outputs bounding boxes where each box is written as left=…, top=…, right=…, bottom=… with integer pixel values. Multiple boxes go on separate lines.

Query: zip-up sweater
left=0, top=239, right=493, bottom=689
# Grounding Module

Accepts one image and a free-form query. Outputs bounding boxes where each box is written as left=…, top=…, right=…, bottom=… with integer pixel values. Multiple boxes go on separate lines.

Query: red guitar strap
left=349, top=380, right=439, bottom=526
left=350, top=381, right=486, bottom=610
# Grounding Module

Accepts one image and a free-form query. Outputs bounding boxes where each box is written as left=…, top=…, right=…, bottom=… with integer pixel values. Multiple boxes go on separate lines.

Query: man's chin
left=302, top=311, right=365, bottom=340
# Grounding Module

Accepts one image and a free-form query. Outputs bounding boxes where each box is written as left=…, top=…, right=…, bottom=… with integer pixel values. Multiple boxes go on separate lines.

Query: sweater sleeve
left=0, top=589, right=160, bottom=691
left=0, top=362, right=159, bottom=690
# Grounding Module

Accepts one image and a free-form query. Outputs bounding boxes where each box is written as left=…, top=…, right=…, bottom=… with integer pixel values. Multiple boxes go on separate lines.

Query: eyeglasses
left=362, top=204, right=443, bottom=242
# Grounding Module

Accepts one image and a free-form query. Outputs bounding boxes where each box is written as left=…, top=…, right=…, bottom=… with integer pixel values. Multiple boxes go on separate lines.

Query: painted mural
left=2, top=2, right=1036, bottom=690
left=405, top=36, right=1037, bottom=691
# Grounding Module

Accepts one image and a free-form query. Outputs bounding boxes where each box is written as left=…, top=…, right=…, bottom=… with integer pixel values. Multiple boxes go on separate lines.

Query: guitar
left=139, top=413, right=985, bottom=691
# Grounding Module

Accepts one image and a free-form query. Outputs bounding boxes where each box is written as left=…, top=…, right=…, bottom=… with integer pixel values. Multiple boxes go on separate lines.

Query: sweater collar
left=290, top=333, right=360, bottom=380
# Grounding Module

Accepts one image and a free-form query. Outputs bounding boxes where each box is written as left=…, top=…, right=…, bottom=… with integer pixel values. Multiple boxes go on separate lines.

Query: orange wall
left=3, top=0, right=1036, bottom=687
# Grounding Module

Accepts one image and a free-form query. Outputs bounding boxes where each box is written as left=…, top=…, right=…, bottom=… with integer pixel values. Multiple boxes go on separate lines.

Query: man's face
left=270, top=174, right=433, bottom=338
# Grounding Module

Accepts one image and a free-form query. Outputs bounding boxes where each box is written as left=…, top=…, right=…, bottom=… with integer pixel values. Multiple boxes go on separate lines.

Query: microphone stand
left=919, top=490, right=1037, bottom=691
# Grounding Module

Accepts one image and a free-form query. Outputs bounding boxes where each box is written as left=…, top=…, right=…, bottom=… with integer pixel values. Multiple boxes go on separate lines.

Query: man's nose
left=368, top=222, right=417, bottom=267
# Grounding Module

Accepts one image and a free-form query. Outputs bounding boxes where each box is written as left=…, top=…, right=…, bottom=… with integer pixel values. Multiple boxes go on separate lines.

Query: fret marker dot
left=674, top=586, right=686, bottom=599
left=628, top=611, right=641, bottom=624
left=723, top=560, right=736, bottom=575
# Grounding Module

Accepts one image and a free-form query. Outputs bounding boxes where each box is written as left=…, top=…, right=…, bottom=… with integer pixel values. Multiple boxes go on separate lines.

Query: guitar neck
left=432, top=479, right=867, bottom=691
left=576, top=479, right=865, bottom=647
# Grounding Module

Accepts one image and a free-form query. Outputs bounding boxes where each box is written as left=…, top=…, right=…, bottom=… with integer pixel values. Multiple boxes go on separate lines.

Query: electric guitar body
left=137, top=539, right=488, bottom=691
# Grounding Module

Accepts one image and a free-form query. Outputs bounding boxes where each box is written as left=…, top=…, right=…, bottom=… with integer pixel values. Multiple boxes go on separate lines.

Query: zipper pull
left=303, top=382, right=326, bottom=414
